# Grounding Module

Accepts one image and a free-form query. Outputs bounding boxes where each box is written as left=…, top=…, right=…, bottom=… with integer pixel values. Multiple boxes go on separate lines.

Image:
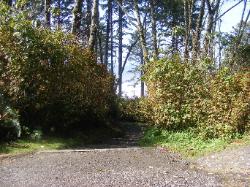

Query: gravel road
left=0, top=147, right=222, bottom=187
left=196, top=145, right=250, bottom=187
left=0, top=123, right=249, bottom=186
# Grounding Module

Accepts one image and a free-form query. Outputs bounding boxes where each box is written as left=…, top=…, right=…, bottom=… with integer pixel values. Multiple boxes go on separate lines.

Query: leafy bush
left=143, top=56, right=249, bottom=139
left=143, top=56, right=205, bottom=130
left=197, top=69, right=250, bottom=138
left=0, top=4, right=116, bottom=135
left=0, top=95, right=21, bottom=142
left=118, top=98, right=147, bottom=122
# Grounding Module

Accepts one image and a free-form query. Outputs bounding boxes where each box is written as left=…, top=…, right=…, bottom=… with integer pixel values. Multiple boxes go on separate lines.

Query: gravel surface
left=0, top=148, right=221, bottom=187
left=0, top=123, right=249, bottom=186
left=196, top=145, right=250, bottom=187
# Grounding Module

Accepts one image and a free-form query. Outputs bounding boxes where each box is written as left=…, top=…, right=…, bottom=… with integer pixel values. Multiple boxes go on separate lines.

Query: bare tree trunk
left=86, top=0, right=92, bottom=38
left=72, top=0, right=83, bottom=34
left=149, top=0, right=158, bottom=59
left=231, top=1, right=250, bottom=65
left=98, top=29, right=104, bottom=64
left=192, top=0, right=205, bottom=61
left=104, top=0, right=112, bottom=66
left=204, top=0, right=221, bottom=57
left=140, top=47, right=144, bottom=97
left=88, top=0, right=99, bottom=51
left=110, top=6, right=114, bottom=75
left=234, top=1, right=249, bottom=53
left=134, top=0, right=149, bottom=97
left=45, top=0, right=51, bottom=28
left=118, top=0, right=123, bottom=97
left=56, top=0, right=62, bottom=29
left=133, top=0, right=149, bottom=63
left=184, top=0, right=194, bottom=61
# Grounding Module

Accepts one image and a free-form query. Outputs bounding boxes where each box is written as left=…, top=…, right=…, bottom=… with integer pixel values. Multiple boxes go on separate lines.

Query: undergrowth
left=140, top=126, right=250, bottom=158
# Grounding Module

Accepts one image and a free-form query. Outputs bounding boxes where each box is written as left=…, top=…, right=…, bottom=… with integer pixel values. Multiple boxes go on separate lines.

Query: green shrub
left=143, top=56, right=249, bottom=139
left=143, top=56, right=205, bottom=130
left=197, top=69, right=250, bottom=138
left=0, top=4, right=116, bottom=135
left=0, top=95, right=21, bottom=142
left=118, top=98, right=147, bottom=122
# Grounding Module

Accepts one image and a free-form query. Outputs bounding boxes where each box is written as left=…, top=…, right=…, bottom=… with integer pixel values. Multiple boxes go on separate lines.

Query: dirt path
left=0, top=123, right=249, bottom=186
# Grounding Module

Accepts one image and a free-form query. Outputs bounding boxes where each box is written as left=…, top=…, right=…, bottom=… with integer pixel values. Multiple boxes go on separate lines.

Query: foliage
left=118, top=97, right=147, bottom=122
left=197, top=69, right=250, bottom=138
left=222, top=22, right=250, bottom=70
left=143, top=56, right=205, bottom=130
left=0, top=4, right=116, bottom=135
left=0, top=137, right=79, bottom=154
left=0, top=94, right=21, bottom=142
left=143, top=56, right=250, bottom=139
left=0, top=125, right=123, bottom=154
left=140, top=126, right=250, bottom=158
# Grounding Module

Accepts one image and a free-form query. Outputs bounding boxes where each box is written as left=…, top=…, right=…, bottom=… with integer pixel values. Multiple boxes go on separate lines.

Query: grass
left=140, top=127, right=250, bottom=158
left=0, top=124, right=123, bottom=155
left=0, top=137, right=83, bottom=155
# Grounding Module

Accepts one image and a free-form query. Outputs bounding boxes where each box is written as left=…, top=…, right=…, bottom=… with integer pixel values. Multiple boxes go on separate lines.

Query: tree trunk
left=183, top=0, right=189, bottom=60
left=45, top=0, right=51, bottom=28
left=56, top=0, right=62, bottom=29
left=192, top=0, right=205, bottom=61
left=140, top=47, right=144, bottom=97
left=183, top=0, right=194, bottom=61
left=88, top=0, right=99, bottom=51
left=86, top=0, right=92, bottom=39
left=149, top=0, right=158, bottom=59
left=133, top=0, right=149, bottom=63
left=104, top=0, right=112, bottom=66
left=232, top=1, right=250, bottom=64
left=118, top=0, right=123, bottom=97
left=98, top=28, right=104, bottom=64
left=203, top=0, right=221, bottom=57
left=110, top=5, right=114, bottom=75
left=234, top=0, right=249, bottom=51
left=134, top=0, right=148, bottom=97
left=72, top=0, right=83, bottom=34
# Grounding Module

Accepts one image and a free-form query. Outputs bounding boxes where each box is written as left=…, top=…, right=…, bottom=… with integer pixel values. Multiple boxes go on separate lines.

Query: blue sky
left=121, top=0, right=250, bottom=98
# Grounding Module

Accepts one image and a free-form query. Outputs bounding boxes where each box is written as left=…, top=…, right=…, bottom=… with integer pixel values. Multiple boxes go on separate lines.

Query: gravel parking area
left=0, top=147, right=221, bottom=187
left=1, top=123, right=249, bottom=187
left=196, top=145, right=250, bottom=187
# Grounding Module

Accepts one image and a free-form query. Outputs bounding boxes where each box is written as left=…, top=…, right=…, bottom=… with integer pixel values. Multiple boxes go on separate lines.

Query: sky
left=121, top=0, right=250, bottom=98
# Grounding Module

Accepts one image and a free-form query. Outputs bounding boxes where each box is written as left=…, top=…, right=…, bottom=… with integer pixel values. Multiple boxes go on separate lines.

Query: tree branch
left=121, top=37, right=139, bottom=74
left=213, top=0, right=244, bottom=23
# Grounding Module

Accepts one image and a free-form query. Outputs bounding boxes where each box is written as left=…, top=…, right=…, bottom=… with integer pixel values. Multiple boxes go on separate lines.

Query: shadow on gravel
left=71, top=122, right=146, bottom=150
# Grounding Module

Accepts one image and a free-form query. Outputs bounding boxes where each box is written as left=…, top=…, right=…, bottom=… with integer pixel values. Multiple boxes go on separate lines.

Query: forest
left=0, top=0, right=249, bottom=154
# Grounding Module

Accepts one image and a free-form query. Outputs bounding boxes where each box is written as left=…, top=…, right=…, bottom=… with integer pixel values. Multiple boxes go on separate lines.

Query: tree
left=72, top=0, right=83, bottom=34
left=118, top=0, right=123, bottom=96
left=88, top=0, right=99, bottom=51
left=149, top=0, right=158, bottom=59
left=203, top=0, right=221, bottom=57
left=104, top=0, right=112, bottom=67
left=192, top=0, right=205, bottom=61
left=183, top=0, right=194, bottom=61
left=133, top=0, right=149, bottom=63
left=45, top=0, right=51, bottom=28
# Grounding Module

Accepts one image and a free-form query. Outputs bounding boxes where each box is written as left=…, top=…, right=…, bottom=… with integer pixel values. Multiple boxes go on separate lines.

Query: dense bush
left=143, top=56, right=249, bottom=139
left=197, top=69, right=250, bottom=138
left=118, top=98, right=147, bottom=122
left=0, top=5, right=116, bottom=135
left=0, top=95, right=21, bottom=142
